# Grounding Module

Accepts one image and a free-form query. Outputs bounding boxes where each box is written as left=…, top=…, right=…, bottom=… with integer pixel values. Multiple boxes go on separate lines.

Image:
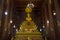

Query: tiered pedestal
left=14, top=32, right=43, bottom=40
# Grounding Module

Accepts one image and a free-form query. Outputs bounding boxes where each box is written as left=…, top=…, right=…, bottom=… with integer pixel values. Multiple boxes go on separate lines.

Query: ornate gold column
left=0, top=0, right=5, bottom=40
left=0, top=0, right=13, bottom=40
left=53, top=0, right=60, bottom=40
left=41, top=1, right=48, bottom=40
left=2, top=0, right=9, bottom=39
left=44, top=0, right=55, bottom=40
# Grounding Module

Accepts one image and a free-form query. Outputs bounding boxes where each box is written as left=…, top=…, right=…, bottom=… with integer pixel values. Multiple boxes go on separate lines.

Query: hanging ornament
left=27, top=2, right=34, bottom=8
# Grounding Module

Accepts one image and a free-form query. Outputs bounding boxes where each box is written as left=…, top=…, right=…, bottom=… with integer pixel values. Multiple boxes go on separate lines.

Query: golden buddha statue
left=11, top=6, right=43, bottom=40
left=19, top=8, right=38, bottom=32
